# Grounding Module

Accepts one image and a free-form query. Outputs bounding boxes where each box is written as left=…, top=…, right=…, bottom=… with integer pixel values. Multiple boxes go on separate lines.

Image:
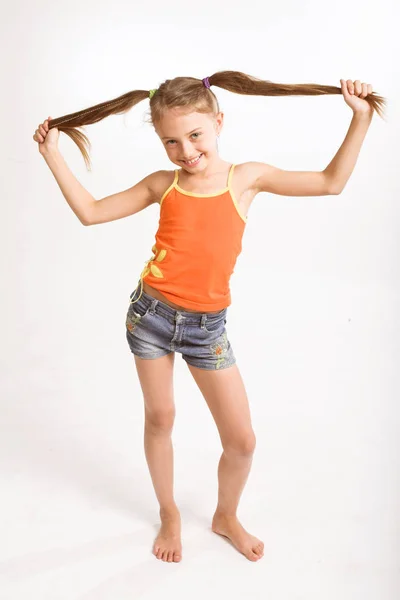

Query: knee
left=224, top=431, right=256, bottom=457
left=145, top=407, right=175, bottom=434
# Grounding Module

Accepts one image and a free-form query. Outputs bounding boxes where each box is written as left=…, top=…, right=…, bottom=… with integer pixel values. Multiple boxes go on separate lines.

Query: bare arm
left=42, top=149, right=158, bottom=225
left=86, top=172, right=159, bottom=225
left=323, top=111, right=374, bottom=193
left=250, top=162, right=335, bottom=197
left=249, top=111, right=373, bottom=197
left=42, top=149, right=96, bottom=225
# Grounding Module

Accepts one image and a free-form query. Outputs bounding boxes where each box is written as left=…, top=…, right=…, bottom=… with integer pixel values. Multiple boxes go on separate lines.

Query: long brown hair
left=47, top=70, right=387, bottom=171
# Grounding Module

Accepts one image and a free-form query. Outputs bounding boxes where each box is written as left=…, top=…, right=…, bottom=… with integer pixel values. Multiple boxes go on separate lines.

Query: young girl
left=33, top=71, right=385, bottom=564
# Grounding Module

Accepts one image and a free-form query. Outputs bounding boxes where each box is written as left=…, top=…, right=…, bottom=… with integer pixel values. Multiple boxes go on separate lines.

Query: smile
left=182, top=154, right=203, bottom=166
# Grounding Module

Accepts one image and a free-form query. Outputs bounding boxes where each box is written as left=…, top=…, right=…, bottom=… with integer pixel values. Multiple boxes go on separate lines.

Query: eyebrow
left=161, top=128, right=202, bottom=140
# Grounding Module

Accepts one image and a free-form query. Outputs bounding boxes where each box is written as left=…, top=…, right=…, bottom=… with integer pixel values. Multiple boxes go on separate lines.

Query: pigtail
left=206, top=70, right=386, bottom=120
left=47, top=89, right=150, bottom=170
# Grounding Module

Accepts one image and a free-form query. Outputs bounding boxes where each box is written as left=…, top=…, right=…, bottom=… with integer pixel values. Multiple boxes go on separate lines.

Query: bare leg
left=187, top=363, right=264, bottom=562
left=215, top=447, right=254, bottom=517
left=134, top=353, right=182, bottom=563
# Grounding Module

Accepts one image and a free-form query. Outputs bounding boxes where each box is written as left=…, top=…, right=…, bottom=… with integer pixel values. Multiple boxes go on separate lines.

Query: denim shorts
left=125, top=288, right=236, bottom=370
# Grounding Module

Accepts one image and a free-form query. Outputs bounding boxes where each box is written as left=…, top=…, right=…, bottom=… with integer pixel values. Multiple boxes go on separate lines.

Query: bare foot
left=211, top=512, right=264, bottom=562
left=152, top=508, right=182, bottom=562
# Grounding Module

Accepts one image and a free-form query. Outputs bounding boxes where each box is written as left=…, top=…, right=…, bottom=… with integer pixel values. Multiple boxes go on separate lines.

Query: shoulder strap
left=227, top=163, right=235, bottom=188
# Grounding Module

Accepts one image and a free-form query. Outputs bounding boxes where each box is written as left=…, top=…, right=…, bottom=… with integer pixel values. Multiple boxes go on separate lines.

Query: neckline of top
left=174, top=164, right=235, bottom=198
left=174, top=183, right=230, bottom=198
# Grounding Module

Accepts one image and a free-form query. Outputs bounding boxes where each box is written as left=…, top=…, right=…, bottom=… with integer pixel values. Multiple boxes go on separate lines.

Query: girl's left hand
left=340, top=79, right=374, bottom=117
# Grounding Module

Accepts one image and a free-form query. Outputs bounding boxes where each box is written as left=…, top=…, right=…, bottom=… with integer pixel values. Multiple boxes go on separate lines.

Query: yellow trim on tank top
left=228, top=166, right=248, bottom=224
left=160, top=164, right=247, bottom=223
left=174, top=163, right=232, bottom=197
left=160, top=170, right=179, bottom=208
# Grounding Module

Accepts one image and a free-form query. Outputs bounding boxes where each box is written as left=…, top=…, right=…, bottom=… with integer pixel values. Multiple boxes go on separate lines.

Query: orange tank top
left=130, top=163, right=248, bottom=312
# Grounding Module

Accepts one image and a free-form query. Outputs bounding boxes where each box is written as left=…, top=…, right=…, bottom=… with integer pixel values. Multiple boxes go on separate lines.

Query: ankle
left=159, top=504, right=180, bottom=518
left=213, top=508, right=237, bottom=520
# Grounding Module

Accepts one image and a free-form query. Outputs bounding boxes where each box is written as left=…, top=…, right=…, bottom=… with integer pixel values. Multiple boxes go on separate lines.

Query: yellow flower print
left=142, top=245, right=167, bottom=279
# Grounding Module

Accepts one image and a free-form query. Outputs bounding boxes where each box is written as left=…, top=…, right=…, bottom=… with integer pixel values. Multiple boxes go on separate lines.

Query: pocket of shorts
left=203, top=316, right=226, bottom=334
left=126, top=301, right=152, bottom=333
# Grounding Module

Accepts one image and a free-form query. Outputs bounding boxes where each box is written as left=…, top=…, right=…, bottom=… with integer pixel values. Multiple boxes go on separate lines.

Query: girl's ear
left=215, top=111, right=224, bottom=136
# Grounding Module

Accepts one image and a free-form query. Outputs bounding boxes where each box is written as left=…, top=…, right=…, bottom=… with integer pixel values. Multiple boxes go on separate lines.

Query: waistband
left=129, top=285, right=227, bottom=325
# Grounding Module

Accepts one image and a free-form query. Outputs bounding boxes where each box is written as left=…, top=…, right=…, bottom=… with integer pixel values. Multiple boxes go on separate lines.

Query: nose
left=180, top=142, right=196, bottom=159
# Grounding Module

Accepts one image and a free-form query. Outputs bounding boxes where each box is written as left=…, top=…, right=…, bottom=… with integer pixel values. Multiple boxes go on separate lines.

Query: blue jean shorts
left=125, top=288, right=236, bottom=370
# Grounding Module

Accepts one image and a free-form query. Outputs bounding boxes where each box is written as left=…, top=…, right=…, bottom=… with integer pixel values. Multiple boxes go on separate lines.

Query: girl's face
left=155, top=109, right=223, bottom=171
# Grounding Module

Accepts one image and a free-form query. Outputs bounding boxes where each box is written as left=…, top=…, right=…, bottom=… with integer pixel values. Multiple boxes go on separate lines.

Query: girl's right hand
left=33, top=116, right=59, bottom=154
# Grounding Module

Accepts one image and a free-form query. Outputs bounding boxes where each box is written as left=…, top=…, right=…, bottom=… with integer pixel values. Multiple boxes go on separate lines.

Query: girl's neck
left=179, top=158, right=230, bottom=182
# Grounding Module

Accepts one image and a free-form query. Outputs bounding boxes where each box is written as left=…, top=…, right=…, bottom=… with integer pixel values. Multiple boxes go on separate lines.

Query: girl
left=33, top=71, right=385, bottom=564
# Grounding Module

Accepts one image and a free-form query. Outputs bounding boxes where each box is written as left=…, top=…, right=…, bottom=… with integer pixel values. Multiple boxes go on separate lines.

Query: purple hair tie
left=202, top=77, right=211, bottom=89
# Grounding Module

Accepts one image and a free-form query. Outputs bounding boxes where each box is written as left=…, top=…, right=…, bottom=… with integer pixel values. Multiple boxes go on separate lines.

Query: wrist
left=41, top=147, right=61, bottom=161
left=352, top=109, right=373, bottom=121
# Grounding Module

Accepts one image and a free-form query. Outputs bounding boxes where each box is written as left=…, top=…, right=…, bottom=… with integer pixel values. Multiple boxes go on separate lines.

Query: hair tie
left=149, top=79, right=210, bottom=99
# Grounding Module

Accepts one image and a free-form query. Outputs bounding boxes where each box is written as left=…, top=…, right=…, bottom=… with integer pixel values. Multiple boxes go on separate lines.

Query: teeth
left=184, top=154, right=201, bottom=165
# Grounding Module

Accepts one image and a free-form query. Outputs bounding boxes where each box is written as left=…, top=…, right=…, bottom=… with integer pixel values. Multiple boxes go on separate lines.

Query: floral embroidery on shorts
left=210, top=331, right=229, bottom=369
left=126, top=311, right=142, bottom=333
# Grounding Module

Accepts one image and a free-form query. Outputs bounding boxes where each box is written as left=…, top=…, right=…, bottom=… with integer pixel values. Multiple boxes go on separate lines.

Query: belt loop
left=201, top=314, right=207, bottom=329
left=149, top=299, right=158, bottom=315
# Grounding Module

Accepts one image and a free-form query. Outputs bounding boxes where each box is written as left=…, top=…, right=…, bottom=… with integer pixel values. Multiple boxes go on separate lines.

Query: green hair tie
left=149, top=88, right=158, bottom=99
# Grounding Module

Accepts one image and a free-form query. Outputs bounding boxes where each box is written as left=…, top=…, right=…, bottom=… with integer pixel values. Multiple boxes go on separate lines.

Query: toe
left=174, top=553, right=181, bottom=562
left=246, top=549, right=259, bottom=561
left=251, top=552, right=260, bottom=561
left=167, top=551, right=173, bottom=562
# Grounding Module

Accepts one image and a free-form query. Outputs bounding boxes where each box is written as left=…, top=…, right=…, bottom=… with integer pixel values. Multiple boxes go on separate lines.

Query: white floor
left=2, top=283, right=399, bottom=599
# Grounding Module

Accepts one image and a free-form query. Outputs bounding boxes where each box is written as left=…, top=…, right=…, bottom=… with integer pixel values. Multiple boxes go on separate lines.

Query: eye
left=166, top=132, right=201, bottom=146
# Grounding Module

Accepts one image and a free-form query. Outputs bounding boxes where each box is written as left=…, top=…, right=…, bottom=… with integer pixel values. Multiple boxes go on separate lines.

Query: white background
left=1, top=0, right=399, bottom=598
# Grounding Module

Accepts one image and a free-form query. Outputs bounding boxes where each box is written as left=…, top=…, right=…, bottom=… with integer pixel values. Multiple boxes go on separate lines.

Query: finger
left=360, top=83, right=368, bottom=98
left=346, top=79, right=354, bottom=94
left=39, top=125, right=46, bottom=136
left=354, top=80, right=362, bottom=96
left=340, top=79, right=349, bottom=95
